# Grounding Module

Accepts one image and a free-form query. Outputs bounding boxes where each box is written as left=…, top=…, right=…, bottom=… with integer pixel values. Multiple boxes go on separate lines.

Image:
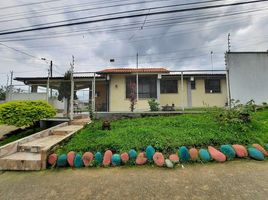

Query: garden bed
left=57, top=108, right=268, bottom=154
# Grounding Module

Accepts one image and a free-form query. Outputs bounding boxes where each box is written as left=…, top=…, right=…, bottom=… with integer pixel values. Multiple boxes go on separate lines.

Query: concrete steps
left=0, top=118, right=90, bottom=170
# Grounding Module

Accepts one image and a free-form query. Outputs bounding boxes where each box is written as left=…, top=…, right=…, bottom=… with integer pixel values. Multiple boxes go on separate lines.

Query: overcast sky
left=0, top=0, right=268, bottom=89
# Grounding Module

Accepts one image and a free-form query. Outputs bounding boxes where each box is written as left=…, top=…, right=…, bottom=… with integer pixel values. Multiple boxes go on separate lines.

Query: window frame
left=204, top=79, right=221, bottom=93
left=125, top=75, right=157, bottom=99
left=160, top=79, right=178, bottom=94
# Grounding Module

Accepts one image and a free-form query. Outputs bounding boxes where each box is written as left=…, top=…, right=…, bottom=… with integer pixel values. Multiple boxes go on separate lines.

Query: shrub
left=148, top=99, right=159, bottom=111
left=215, top=99, right=257, bottom=132
left=0, top=100, right=56, bottom=127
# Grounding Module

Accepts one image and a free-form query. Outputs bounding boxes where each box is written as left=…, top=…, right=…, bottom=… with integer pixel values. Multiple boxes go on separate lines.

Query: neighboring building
left=14, top=68, right=228, bottom=112
left=226, top=52, right=268, bottom=104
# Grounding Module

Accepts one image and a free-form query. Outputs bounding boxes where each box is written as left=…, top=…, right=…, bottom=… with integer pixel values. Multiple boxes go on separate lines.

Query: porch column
left=157, top=75, right=161, bottom=102
left=181, top=72, right=184, bottom=111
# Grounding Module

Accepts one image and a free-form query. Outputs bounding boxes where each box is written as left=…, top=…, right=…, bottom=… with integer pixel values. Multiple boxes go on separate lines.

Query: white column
left=157, top=78, right=160, bottom=102
left=181, top=72, right=184, bottom=111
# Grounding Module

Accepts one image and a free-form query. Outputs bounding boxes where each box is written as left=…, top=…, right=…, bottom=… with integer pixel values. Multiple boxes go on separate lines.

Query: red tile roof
left=97, top=68, right=169, bottom=74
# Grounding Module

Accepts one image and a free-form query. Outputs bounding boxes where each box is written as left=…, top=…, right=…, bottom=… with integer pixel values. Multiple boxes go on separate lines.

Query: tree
left=129, top=82, right=137, bottom=112
left=0, top=86, right=6, bottom=101
left=57, top=71, right=77, bottom=117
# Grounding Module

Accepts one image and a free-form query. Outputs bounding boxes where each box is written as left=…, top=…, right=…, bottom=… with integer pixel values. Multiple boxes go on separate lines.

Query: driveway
left=0, top=160, right=268, bottom=200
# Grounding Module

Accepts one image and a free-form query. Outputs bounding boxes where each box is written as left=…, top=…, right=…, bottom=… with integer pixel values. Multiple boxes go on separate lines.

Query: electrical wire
left=0, top=0, right=267, bottom=36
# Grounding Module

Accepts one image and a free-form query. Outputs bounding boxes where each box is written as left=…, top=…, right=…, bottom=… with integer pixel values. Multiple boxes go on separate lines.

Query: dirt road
left=1, top=160, right=268, bottom=200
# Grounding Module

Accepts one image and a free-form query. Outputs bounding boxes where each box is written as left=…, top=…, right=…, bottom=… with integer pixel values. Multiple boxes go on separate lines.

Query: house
left=226, top=51, right=268, bottom=104
left=14, top=68, right=228, bottom=112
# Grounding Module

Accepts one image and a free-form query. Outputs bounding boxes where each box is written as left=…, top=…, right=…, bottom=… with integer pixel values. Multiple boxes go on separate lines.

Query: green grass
left=57, top=108, right=268, bottom=154
left=0, top=128, right=42, bottom=147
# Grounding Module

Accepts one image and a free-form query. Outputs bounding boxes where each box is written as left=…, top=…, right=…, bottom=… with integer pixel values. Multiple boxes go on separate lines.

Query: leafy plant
left=148, top=99, right=159, bottom=111
left=215, top=99, right=257, bottom=132
left=0, top=86, right=6, bottom=101
left=0, top=100, right=56, bottom=127
left=129, top=82, right=137, bottom=112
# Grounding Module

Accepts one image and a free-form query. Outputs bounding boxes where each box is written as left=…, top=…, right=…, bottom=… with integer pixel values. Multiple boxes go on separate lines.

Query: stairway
left=0, top=119, right=90, bottom=171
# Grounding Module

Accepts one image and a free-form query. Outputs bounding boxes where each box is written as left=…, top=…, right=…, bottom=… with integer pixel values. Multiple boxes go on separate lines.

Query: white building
left=226, top=52, right=268, bottom=105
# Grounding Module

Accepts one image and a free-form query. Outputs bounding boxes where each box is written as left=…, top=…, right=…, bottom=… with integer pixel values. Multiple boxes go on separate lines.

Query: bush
left=0, top=100, right=56, bottom=127
left=148, top=99, right=159, bottom=111
left=215, top=99, right=257, bottom=132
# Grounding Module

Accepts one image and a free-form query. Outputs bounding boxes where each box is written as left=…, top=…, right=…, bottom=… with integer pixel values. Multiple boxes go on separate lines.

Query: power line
left=1, top=5, right=267, bottom=43
left=0, top=0, right=267, bottom=36
left=0, top=0, right=62, bottom=10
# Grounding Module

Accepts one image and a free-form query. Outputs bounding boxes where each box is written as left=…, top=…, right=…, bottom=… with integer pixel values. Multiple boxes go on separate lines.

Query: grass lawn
left=57, top=108, right=268, bottom=154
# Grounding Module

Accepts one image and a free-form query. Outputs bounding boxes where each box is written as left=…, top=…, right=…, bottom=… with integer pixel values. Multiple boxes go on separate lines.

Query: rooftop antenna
left=210, top=51, right=214, bottom=74
left=228, top=33, right=231, bottom=52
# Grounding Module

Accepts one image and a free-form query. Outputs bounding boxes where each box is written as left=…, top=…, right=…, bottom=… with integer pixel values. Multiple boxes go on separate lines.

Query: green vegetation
left=57, top=107, right=268, bottom=154
left=148, top=99, right=159, bottom=111
left=0, top=100, right=56, bottom=127
left=0, top=127, right=42, bottom=146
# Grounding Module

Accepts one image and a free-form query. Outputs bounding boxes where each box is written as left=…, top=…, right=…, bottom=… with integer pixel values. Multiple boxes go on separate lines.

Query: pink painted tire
left=48, top=153, right=57, bottom=166
left=82, top=152, right=94, bottom=167
left=153, top=152, right=165, bottom=167
left=189, top=148, right=199, bottom=160
left=67, top=151, right=76, bottom=167
left=136, top=152, right=147, bottom=165
left=232, top=144, right=248, bottom=158
left=169, top=154, right=179, bottom=163
left=103, top=150, right=113, bottom=167
left=120, top=152, right=129, bottom=163
left=208, top=146, right=226, bottom=162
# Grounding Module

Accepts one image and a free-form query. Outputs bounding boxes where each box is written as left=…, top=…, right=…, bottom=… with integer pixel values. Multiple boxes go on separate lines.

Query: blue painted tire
left=74, top=154, right=84, bottom=168
left=248, top=147, right=264, bottom=161
left=129, top=149, right=137, bottom=160
left=112, top=154, right=121, bottom=166
left=199, top=149, right=211, bottom=162
left=220, top=145, right=236, bottom=160
left=178, top=146, right=190, bottom=162
left=94, top=152, right=103, bottom=165
left=57, top=154, right=67, bottom=167
left=146, top=145, right=155, bottom=161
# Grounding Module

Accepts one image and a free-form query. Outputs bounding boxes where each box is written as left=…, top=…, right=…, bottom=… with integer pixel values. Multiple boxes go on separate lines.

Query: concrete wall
left=227, top=52, right=268, bottom=104
left=191, top=78, right=227, bottom=107
left=159, top=80, right=188, bottom=108
left=109, top=75, right=150, bottom=112
left=7, top=93, right=65, bottom=110
left=8, top=93, right=47, bottom=101
left=109, top=75, right=227, bottom=111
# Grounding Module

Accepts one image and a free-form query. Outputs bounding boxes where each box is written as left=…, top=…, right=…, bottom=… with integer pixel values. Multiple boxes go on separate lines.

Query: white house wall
left=226, top=52, right=268, bottom=104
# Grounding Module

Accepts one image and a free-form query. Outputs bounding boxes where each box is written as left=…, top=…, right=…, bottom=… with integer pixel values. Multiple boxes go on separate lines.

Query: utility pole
left=136, top=52, right=139, bottom=101
left=228, top=33, right=231, bottom=52
left=46, top=69, right=50, bottom=102
left=50, top=60, right=53, bottom=98
left=6, top=74, right=9, bottom=101
left=10, top=71, right=13, bottom=86
left=70, top=55, right=74, bottom=120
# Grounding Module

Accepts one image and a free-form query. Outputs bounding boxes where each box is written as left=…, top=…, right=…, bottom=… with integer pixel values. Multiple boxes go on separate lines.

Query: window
left=191, top=80, right=196, bottom=90
left=160, top=80, right=178, bottom=93
left=126, top=76, right=157, bottom=98
left=205, top=79, right=221, bottom=93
